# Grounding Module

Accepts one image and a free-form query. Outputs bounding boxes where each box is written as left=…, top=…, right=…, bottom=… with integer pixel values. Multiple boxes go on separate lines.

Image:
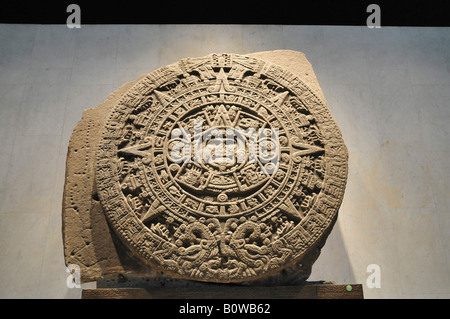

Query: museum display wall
left=0, top=24, right=449, bottom=299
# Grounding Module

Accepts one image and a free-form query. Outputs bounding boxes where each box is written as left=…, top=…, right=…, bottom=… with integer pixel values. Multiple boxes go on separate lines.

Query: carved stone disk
left=95, top=53, right=348, bottom=283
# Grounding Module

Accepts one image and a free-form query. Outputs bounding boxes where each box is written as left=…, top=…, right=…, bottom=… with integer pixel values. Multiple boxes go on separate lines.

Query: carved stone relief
left=92, top=52, right=348, bottom=283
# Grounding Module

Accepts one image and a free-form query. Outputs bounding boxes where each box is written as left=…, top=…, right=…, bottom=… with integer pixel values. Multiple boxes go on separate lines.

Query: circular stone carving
left=96, top=53, right=348, bottom=283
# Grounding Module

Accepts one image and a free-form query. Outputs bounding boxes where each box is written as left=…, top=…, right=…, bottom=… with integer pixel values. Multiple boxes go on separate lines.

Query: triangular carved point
left=270, top=91, right=289, bottom=108
left=279, top=199, right=303, bottom=221
left=154, top=90, right=174, bottom=108
left=118, top=141, right=152, bottom=157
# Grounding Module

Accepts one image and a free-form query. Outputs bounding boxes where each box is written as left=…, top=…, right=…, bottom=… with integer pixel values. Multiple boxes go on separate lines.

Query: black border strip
left=0, top=0, right=449, bottom=26
left=0, top=298, right=444, bottom=317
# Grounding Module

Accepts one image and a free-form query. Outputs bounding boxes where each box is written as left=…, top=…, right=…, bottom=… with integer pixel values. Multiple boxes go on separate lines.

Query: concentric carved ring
left=95, top=53, right=348, bottom=282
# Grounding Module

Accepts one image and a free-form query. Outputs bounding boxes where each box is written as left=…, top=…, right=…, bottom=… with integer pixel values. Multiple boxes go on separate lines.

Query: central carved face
left=96, top=53, right=348, bottom=283
left=164, top=102, right=281, bottom=216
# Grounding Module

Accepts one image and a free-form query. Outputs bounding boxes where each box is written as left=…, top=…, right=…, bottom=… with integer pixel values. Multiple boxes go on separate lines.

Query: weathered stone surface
left=62, top=50, right=348, bottom=284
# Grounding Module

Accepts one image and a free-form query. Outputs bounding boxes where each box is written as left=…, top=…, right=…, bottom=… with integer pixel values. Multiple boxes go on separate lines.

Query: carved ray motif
left=153, top=90, right=175, bottom=108
left=118, top=140, right=153, bottom=157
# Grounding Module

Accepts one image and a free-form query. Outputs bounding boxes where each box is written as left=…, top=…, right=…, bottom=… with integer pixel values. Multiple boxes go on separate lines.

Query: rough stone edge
left=62, top=79, right=145, bottom=282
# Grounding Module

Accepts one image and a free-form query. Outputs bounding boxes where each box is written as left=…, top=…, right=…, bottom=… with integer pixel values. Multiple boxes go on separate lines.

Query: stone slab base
left=82, top=283, right=363, bottom=299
